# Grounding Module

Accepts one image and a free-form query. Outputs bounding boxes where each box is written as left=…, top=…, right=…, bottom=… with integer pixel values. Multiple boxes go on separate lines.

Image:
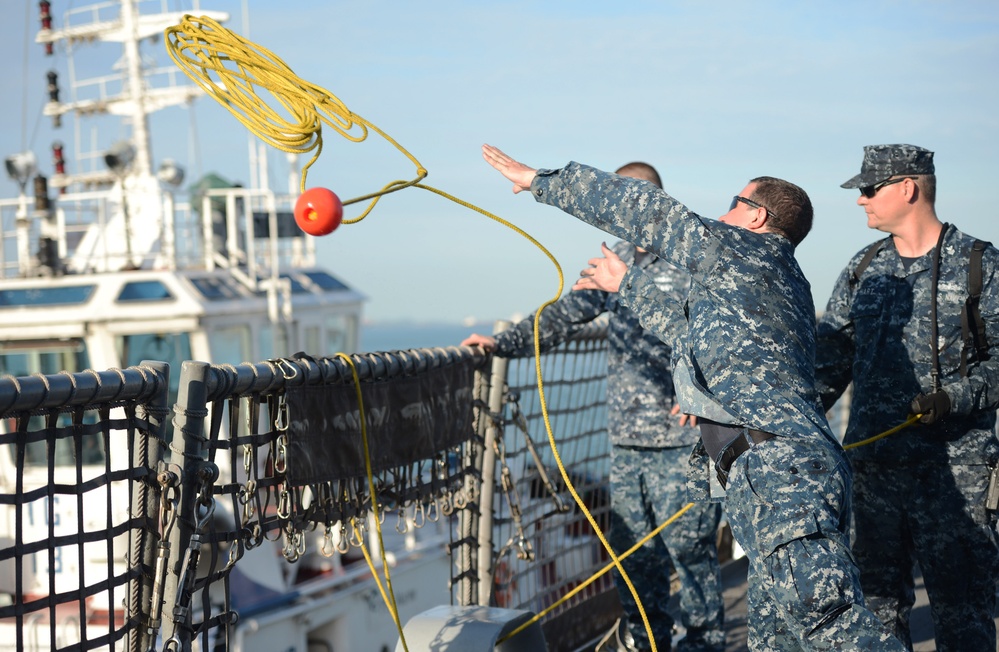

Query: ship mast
left=120, top=0, right=152, bottom=181
left=35, top=1, right=230, bottom=272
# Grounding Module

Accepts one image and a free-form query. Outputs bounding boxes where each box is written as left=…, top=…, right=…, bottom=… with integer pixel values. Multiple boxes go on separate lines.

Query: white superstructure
left=0, top=3, right=451, bottom=650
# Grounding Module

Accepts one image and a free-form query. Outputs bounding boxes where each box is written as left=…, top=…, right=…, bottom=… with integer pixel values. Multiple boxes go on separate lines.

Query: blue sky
left=2, top=1, right=998, bottom=324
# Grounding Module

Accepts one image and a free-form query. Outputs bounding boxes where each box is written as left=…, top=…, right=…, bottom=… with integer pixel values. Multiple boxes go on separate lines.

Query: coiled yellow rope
left=165, top=14, right=425, bottom=224
left=165, top=14, right=655, bottom=649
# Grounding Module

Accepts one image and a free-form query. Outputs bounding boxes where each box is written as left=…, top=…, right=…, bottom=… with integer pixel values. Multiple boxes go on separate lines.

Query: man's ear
left=751, top=207, right=770, bottom=230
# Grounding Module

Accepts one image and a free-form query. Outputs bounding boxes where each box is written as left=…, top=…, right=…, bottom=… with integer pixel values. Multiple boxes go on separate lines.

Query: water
left=358, top=320, right=500, bottom=353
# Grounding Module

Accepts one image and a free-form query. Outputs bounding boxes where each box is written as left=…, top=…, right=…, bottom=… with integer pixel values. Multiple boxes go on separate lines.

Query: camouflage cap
left=840, top=144, right=935, bottom=189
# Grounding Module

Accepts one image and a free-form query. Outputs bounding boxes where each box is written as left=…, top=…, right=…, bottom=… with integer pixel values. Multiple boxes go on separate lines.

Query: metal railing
left=0, top=362, right=171, bottom=652
left=466, top=321, right=615, bottom=650
left=0, top=320, right=628, bottom=652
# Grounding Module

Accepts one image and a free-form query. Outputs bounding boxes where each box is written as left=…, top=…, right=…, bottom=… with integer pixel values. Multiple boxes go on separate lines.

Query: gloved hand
left=910, top=391, right=951, bottom=424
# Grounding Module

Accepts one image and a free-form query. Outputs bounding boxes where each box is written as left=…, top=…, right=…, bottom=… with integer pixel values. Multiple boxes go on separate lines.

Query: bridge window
left=0, top=285, right=95, bottom=307
left=117, top=280, right=173, bottom=302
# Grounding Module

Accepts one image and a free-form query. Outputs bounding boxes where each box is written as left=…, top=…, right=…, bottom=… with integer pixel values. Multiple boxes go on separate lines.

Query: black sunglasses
left=730, top=195, right=779, bottom=220
left=859, top=176, right=917, bottom=199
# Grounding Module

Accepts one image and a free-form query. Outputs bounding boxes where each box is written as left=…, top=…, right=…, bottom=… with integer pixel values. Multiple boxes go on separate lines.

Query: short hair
left=749, top=176, right=813, bottom=247
left=908, top=173, right=936, bottom=205
left=616, top=162, right=662, bottom=189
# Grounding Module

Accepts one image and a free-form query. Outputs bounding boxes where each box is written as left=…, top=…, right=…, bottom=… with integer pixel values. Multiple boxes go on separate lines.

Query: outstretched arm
left=482, top=144, right=537, bottom=193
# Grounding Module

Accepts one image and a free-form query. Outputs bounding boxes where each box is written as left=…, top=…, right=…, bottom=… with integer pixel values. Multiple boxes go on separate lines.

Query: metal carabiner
left=226, top=537, right=242, bottom=570
left=275, top=358, right=299, bottom=380
left=395, top=508, right=409, bottom=534
left=337, top=522, right=351, bottom=554
left=426, top=498, right=440, bottom=523
left=274, top=394, right=290, bottom=432
left=350, top=518, right=366, bottom=547
left=276, top=488, right=291, bottom=519
left=321, top=527, right=337, bottom=558
left=273, top=434, right=288, bottom=473
left=297, top=529, right=307, bottom=556
left=243, top=443, right=254, bottom=475
left=282, top=537, right=300, bottom=563
left=249, top=522, right=264, bottom=548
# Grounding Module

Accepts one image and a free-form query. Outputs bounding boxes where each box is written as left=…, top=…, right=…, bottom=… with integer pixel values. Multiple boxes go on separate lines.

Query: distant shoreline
left=359, top=319, right=500, bottom=353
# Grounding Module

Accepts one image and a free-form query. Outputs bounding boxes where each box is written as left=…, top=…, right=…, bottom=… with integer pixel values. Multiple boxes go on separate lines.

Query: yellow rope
left=165, top=20, right=935, bottom=650
left=843, top=413, right=921, bottom=450
left=497, top=410, right=926, bottom=643
left=497, top=410, right=925, bottom=643
left=164, top=14, right=426, bottom=221
left=335, top=353, right=409, bottom=651
left=165, top=15, right=657, bottom=649
left=499, top=502, right=695, bottom=644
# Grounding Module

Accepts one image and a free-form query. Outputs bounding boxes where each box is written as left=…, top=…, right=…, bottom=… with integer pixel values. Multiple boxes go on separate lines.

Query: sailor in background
left=463, top=163, right=725, bottom=652
left=816, top=144, right=999, bottom=651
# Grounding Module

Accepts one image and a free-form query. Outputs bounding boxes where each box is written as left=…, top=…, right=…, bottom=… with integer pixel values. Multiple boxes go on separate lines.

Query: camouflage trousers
left=852, top=460, right=999, bottom=652
left=609, top=445, right=724, bottom=652
left=724, top=435, right=906, bottom=651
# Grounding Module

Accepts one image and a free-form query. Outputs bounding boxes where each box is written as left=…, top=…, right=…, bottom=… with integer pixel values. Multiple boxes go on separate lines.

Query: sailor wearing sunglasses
left=817, top=144, right=999, bottom=651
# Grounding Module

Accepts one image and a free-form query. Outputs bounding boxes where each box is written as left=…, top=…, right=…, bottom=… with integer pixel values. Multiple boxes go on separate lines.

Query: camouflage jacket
left=816, top=224, right=999, bottom=465
left=492, top=241, right=697, bottom=448
left=530, top=162, right=835, bottom=444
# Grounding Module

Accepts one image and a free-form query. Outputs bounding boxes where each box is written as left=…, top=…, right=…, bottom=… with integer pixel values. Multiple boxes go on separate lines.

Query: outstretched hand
left=573, top=243, right=628, bottom=293
left=482, top=144, right=537, bottom=194
left=461, top=333, right=497, bottom=352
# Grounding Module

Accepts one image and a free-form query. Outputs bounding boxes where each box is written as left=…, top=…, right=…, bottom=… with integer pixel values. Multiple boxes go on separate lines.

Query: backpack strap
left=849, top=239, right=888, bottom=288
left=851, top=236, right=991, bottom=377
left=961, top=239, right=991, bottom=375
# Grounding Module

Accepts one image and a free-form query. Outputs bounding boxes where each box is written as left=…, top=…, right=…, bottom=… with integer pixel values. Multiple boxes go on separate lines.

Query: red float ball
left=294, top=187, right=343, bottom=236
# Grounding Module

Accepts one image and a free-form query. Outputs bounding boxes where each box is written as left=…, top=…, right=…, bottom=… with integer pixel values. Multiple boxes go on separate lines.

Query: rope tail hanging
left=164, top=13, right=659, bottom=649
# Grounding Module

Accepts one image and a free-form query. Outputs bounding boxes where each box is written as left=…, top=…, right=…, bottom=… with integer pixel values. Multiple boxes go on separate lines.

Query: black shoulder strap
left=849, top=239, right=887, bottom=287
left=961, top=239, right=991, bottom=375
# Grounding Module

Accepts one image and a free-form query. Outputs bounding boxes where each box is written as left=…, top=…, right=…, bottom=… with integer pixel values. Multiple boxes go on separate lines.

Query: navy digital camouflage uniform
left=816, top=223, right=999, bottom=651
left=529, top=162, right=905, bottom=651
left=491, top=240, right=725, bottom=652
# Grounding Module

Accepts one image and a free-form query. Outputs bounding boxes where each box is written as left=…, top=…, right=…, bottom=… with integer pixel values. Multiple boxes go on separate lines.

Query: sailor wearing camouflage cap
left=840, top=143, right=935, bottom=192
left=817, top=143, right=999, bottom=650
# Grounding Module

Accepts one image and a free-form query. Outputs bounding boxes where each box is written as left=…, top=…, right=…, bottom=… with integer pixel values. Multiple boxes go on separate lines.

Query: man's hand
left=573, top=243, right=628, bottom=293
left=461, top=333, right=497, bottom=352
left=482, top=144, right=537, bottom=194
left=910, top=391, right=951, bottom=424
left=670, top=402, right=698, bottom=427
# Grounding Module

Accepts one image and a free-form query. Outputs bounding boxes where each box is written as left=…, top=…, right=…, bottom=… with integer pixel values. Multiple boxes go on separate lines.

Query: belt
left=715, top=429, right=776, bottom=488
